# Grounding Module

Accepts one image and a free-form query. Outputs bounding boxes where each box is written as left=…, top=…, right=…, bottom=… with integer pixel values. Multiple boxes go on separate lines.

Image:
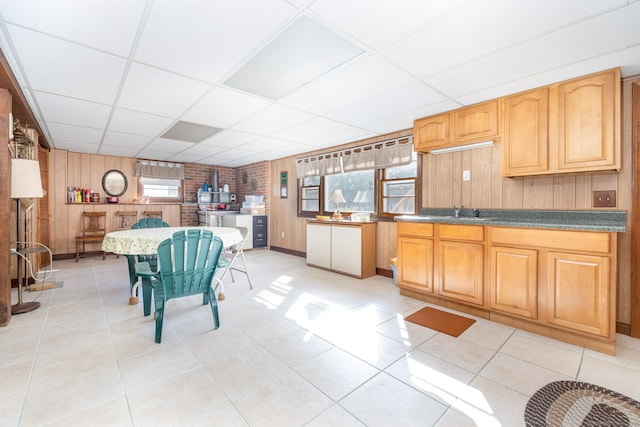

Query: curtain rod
left=296, top=135, right=412, bottom=163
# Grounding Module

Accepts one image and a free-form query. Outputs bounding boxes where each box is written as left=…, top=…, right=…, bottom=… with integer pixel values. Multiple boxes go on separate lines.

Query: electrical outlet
left=281, top=231, right=285, bottom=239
left=593, top=190, right=616, bottom=208
left=462, top=170, right=471, bottom=181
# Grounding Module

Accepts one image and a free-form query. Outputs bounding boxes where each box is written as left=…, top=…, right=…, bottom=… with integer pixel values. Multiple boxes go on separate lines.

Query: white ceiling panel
left=108, top=108, right=174, bottom=137
left=427, top=2, right=640, bottom=100
left=117, top=62, right=211, bottom=118
left=281, top=54, right=416, bottom=115
left=134, top=0, right=297, bottom=83
left=7, top=25, right=126, bottom=104
left=232, top=104, right=316, bottom=135
left=33, top=91, right=112, bottom=129
left=1, top=1, right=639, bottom=167
left=98, top=145, right=141, bottom=158
left=47, top=122, right=104, bottom=144
left=0, top=0, right=147, bottom=56
left=102, top=131, right=153, bottom=148
left=182, top=87, right=271, bottom=128
left=272, top=117, right=352, bottom=142
left=199, top=130, right=261, bottom=149
left=309, top=0, right=471, bottom=48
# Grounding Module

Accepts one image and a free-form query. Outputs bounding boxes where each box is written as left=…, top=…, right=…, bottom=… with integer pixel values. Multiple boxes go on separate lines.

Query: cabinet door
left=413, top=113, right=449, bottom=152
left=546, top=251, right=610, bottom=337
left=397, top=236, right=434, bottom=292
left=438, top=240, right=484, bottom=306
left=306, top=224, right=331, bottom=269
left=556, top=69, right=619, bottom=172
left=331, top=226, right=362, bottom=277
left=490, top=246, right=538, bottom=319
left=502, top=88, right=549, bottom=176
left=452, top=100, right=500, bottom=144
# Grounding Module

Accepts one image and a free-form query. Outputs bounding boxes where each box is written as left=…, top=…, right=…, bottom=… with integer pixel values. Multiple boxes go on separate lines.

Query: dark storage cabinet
left=253, top=215, right=267, bottom=248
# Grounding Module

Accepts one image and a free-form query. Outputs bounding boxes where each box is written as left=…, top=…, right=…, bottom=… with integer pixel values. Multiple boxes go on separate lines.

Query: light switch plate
left=593, top=190, right=616, bottom=207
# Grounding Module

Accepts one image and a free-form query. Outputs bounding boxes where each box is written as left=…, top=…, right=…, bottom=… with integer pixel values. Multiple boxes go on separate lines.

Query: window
left=297, top=150, right=418, bottom=218
left=138, top=177, right=183, bottom=203
left=379, top=157, right=418, bottom=217
left=299, top=176, right=321, bottom=213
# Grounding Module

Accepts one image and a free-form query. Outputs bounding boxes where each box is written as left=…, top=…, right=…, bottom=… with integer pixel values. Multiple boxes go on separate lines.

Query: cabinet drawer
left=398, top=222, right=434, bottom=238
left=438, top=224, right=484, bottom=241
left=490, top=227, right=611, bottom=254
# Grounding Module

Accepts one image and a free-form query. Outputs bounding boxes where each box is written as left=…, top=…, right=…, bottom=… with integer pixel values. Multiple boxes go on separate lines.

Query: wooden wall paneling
left=552, top=174, right=576, bottom=208
left=451, top=151, right=463, bottom=205
left=90, top=154, right=104, bottom=197
left=52, top=149, right=68, bottom=254
left=460, top=150, right=472, bottom=206
left=38, top=147, right=50, bottom=267
left=574, top=174, right=593, bottom=209
left=470, top=146, right=493, bottom=208
left=491, top=145, right=504, bottom=207
left=523, top=175, right=554, bottom=208
left=435, top=154, right=455, bottom=207
left=627, top=78, right=639, bottom=334
left=501, top=177, right=524, bottom=209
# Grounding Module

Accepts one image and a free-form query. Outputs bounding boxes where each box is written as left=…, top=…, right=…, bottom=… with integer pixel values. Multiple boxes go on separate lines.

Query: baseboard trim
left=269, top=246, right=305, bottom=258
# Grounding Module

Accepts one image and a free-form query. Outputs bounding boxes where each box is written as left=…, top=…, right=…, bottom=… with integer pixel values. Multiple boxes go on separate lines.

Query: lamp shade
left=330, top=189, right=346, bottom=204
left=11, top=159, right=44, bottom=199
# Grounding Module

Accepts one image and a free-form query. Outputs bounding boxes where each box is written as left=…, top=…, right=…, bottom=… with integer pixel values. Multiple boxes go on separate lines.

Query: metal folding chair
left=214, top=227, right=252, bottom=300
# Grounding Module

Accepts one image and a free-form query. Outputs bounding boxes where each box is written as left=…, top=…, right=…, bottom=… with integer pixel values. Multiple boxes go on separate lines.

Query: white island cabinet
left=306, top=220, right=376, bottom=279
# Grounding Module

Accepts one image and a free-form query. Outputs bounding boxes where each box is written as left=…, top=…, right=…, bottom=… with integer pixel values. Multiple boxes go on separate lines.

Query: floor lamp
left=11, top=158, right=44, bottom=314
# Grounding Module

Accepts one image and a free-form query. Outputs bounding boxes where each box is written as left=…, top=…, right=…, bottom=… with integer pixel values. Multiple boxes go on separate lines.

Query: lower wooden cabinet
left=306, top=221, right=376, bottom=278
left=397, top=221, right=618, bottom=354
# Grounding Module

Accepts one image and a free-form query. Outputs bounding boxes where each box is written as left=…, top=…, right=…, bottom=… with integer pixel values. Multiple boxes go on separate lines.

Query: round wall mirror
left=102, top=169, right=128, bottom=197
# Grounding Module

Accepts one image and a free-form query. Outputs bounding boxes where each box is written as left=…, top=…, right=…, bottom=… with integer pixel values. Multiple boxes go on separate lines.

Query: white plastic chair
left=214, top=227, right=252, bottom=300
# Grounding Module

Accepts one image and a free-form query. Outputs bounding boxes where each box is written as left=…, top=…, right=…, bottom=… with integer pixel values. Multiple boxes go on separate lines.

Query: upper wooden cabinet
left=413, top=100, right=501, bottom=153
left=414, top=113, right=449, bottom=152
left=502, top=68, right=620, bottom=177
left=452, top=100, right=501, bottom=144
left=502, top=88, right=549, bottom=175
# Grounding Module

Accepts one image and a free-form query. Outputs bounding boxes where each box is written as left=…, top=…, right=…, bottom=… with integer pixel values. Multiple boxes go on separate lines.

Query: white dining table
left=102, top=226, right=243, bottom=304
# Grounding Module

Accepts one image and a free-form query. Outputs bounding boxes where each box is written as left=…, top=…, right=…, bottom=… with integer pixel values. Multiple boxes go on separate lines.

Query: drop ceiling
left=1, top=0, right=639, bottom=167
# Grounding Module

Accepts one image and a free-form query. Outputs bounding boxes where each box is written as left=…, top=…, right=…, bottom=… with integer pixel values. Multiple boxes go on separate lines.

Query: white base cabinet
left=306, top=221, right=376, bottom=278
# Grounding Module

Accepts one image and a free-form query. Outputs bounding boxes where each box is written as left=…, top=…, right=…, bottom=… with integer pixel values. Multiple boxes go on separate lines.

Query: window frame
left=297, top=154, right=420, bottom=219
left=137, top=177, right=184, bottom=203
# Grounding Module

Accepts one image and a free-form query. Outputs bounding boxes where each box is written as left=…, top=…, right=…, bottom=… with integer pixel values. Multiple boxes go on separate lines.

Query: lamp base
left=11, top=301, right=41, bottom=315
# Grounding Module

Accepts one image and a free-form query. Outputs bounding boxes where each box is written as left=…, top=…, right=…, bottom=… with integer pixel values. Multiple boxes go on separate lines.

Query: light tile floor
left=2, top=250, right=640, bottom=426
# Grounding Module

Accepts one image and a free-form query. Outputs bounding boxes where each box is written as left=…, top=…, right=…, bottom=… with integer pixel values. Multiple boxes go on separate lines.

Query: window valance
left=134, top=160, right=185, bottom=179
left=296, top=136, right=413, bottom=177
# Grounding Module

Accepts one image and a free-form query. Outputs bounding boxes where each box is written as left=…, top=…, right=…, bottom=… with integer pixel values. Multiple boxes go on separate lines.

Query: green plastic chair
left=126, top=217, right=170, bottom=316
left=135, top=229, right=224, bottom=343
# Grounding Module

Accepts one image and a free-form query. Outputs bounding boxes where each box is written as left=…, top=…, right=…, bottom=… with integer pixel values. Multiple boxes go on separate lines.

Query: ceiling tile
left=108, top=109, right=174, bottom=136
left=102, top=131, right=153, bottom=148
left=98, top=145, right=141, bottom=158
left=144, top=138, right=195, bottom=153
left=53, top=139, right=100, bottom=153
left=426, top=2, right=640, bottom=99
left=7, top=25, right=126, bottom=104
left=182, top=87, right=271, bottom=128
left=134, top=0, right=297, bottom=82
left=47, top=122, right=104, bottom=144
left=232, top=104, right=315, bottom=135
left=381, top=0, right=627, bottom=79
left=309, top=0, right=470, bottom=48
left=238, top=137, right=297, bottom=152
left=0, top=0, right=147, bottom=56
left=281, top=54, right=416, bottom=115
left=34, top=91, right=112, bottom=129
left=117, top=62, right=211, bottom=117
left=272, top=117, right=352, bottom=142
left=199, top=130, right=261, bottom=149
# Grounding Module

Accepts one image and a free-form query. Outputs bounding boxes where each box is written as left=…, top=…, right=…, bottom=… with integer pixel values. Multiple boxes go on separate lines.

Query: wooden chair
left=75, top=211, right=107, bottom=262
left=135, top=230, right=224, bottom=343
left=143, top=210, right=163, bottom=220
left=115, top=210, right=138, bottom=230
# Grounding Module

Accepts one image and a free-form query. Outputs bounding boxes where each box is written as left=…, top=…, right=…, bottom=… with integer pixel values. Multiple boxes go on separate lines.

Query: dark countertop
left=395, top=208, right=627, bottom=232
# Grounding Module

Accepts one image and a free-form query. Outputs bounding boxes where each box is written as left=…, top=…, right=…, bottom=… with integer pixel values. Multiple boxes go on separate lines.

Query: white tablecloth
left=102, top=226, right=242, bottom=255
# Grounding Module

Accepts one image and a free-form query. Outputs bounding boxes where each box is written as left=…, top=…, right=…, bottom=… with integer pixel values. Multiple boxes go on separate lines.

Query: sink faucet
left=453, top=204, right=465, bottom=217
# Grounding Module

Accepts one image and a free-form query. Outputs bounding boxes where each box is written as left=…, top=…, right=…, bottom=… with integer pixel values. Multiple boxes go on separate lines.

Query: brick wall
left=182, top=162, right=236, bottom=225
left=235, top=161, right=270, bottom=211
